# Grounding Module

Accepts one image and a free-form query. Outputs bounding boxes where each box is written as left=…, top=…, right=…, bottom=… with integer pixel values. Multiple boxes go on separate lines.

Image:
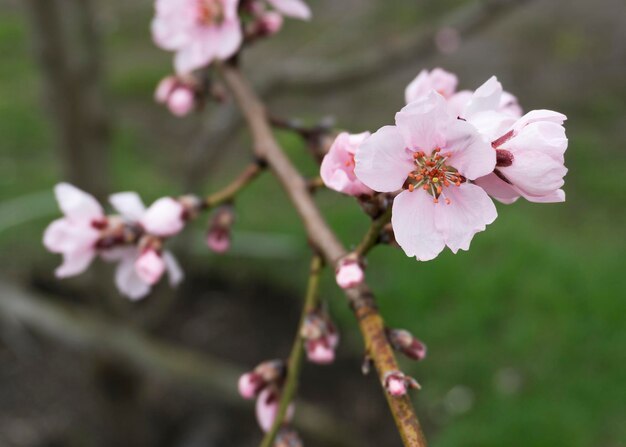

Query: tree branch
left=203, top=160, right=266, bottom=208
left=260, top=255, right=324, bottom=447
left=219, top=63, right=427, bottom=447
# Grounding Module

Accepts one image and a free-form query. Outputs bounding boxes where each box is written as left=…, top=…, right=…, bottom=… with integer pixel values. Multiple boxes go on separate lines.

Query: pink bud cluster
left=42, top=183, right=206, bottom=300
left=320, top=68, right=568, bottom=262
left=155, top=75, right=198, bottom=117
left=300, top=308, right=340, bottom=364
left=238, top=359, right=294, bottom=432
left=206, top=205, right=235, bottom=253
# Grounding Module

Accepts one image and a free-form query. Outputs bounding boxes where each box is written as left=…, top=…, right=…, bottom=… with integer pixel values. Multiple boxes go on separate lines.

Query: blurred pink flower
left=43, top=183, right=105, bottom=278
left=265, top=0, right=311, bottom=20
left=110, top=192, right=185, bottom=237
left=355, top=92, right=497, bottom=261
left=320, top=132, right=373, bottom=196
left=405, top=68, right=458, bottom=103
left=104, top=247, right=183, bottom=300
left=151, top=0, right=243, bottom=74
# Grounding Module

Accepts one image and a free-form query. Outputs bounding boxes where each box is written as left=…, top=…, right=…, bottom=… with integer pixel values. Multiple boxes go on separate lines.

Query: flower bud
left=305, top=339, right=335, bottom=364
left=384, top=371, right=421, bottom=397
left=258, top=11, right=283, bottom=35
left=168, top=87, right=195, bottom=116
left=206, top=205, right=235, bottom=254
left=135, top=249, right=165, bottom=285
left=155, top=76, right=177, bottom=103
left=301, top=309, right=339, bottom=365
left=386, top=328, right=427, bottom=361
left=256, top=387, right=295, bottom=433
left=238, top=372, right=265, bottom=400
left=335, top=258, right=364, bottom=289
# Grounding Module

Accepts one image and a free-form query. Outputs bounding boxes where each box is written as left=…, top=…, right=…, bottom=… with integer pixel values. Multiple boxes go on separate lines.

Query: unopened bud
left=135, top=248, right=165, bottom=285
left=258, top=11, right=283, bottom=35
left=384, top=371, right=421, bottom=397
left=387, top=328, right=427, bottom=361
left=256, top=387, right=295, bottom=433
left=301, top=308, right=339, bottom=364
left=155, top=76, right=177, bottom=103
left=207, top=205, right=235, bottom=254
left=254, top=359, right=287, bottom=384
left=335, top=258, right=364, bottom=289
left=168, top=87, right=195, bottom=117
left=305, top=339, right=335, bottom=364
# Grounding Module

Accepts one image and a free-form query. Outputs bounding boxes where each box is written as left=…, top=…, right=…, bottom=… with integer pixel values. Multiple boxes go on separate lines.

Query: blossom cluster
left=43, top=183, right=206, bottom=299
left=321, top=68, right=568, bottom=262
left=151, top=0, right=311, bottom=115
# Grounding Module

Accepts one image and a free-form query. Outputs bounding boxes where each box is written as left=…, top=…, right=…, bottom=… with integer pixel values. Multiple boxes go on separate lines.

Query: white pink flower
left=43, top=183, right=105, bottom=278
left=107, top=192, right=186, bottom=299
left=355, top=91, right=497, bottom=261
left=475, top=111, right=568, bottom=203
left=151, top=0, right=243, bottom=74
left=461, top=78, right=568, bottom=204
left=320, top=132, right=373, bottom=197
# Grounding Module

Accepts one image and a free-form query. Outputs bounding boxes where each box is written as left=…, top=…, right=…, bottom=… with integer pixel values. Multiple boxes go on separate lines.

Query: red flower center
left=197, top=0, right=224, bottom=25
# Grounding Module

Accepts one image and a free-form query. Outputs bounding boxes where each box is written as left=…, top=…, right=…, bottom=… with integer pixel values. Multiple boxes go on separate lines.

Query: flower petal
left=395, top=91, right=450, bottom=153
left=354, top=126, right=414, bottom=192
left=499, top=150, right=567, bottom=197
left=214, top=19, right=243, bottom=59
left=140, top=198, right=185, bottom=237
left=473, top=173, right=520, bottom=204
left=391, top=190, right=445, bottom=261
left=163, top=250, right=184, bottom=286
left=55, top=250, right=96, bottom=278
left=109, top=192, right=146, bottom=221
left=463, top=76, right=502, bottom=118
left=434, top=183, right=497, bottom=253
left=114, top=248, right=151, bottom=300
left=405, top=68, right=458, bottom=103
left=267, top=0, right=312, bottom=20
left=443, top=118, right=496, bottom=180
left=43, top=218, right=99, bottom=254
left=54, top=183, right=103, bottom=221
left=504, top=121, right=568, bottom=162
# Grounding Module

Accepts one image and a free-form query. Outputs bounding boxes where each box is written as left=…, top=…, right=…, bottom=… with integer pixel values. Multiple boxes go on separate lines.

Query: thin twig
left=204, top=160, right=266, bottom=208
left=218, top=63, right=427, bottom=447
left=260, top=255, right=324, bottom=447
left=354, top=205, right=393, bottom=258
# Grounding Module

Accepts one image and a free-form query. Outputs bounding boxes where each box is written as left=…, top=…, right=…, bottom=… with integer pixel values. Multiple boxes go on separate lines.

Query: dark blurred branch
left=260, top=255, right=323, bottom=447
left=261, top=0, right=532, bottom=95
left=23, top=0, right=110, bottom=201
left=219, top=63, right=427, bottom=447
left=0, top=278, right=360, bottom=447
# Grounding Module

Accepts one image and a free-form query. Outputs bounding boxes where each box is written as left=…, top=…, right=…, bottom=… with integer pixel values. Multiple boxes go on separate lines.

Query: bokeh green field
left=1, top=0, right=625, bottom=446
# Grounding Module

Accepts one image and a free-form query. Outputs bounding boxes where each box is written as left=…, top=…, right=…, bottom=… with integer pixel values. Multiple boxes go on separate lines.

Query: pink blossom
left=265, top=0, right=311, bottom=20
left=110, top=192, right=185, bottom=237
left=320, top=132, right=373, bottom=196
left=151, top=0, right=243, bottom=74
left=335, top=258, right=364, bottom=289
left=255, top=388, right=295, bottom=432
left=43, top=183, right=105, bottom=278
left=405, top=68, right=458, bottom=104
left=104, top=247, right=183, bottom=300
left=355, top=92, right=497, bottom=261
left=475, top=110, right=568, bottom=204
left=384, top=372, right=408, bottom=397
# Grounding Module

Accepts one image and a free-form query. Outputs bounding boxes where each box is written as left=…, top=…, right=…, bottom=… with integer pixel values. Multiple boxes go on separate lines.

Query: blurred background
left=0, top=0, right=625, bottom=446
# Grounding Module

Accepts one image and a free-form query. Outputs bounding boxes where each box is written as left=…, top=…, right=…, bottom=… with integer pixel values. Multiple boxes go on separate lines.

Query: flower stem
left=260, top=255, right=324, bottom=447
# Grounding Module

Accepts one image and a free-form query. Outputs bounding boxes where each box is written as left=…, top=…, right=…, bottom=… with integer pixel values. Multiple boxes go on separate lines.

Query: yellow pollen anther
left=432, top=177, right=439, bottom=183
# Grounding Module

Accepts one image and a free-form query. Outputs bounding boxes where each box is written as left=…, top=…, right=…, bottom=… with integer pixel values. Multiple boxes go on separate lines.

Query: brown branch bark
left=219, top=63, right=427, bottom=447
